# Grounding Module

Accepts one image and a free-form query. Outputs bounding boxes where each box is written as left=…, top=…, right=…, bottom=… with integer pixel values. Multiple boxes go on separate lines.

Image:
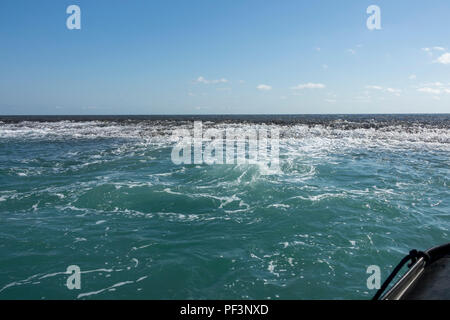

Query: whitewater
left=0, top=114, right=448, bottom=299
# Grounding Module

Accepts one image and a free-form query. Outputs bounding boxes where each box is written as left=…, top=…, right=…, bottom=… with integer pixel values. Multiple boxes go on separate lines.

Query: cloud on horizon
left=195, top=76, right=228, bottom=84
left=257, top=84, right=272, bottom=91
left=291, top=83, right=326, bottom=90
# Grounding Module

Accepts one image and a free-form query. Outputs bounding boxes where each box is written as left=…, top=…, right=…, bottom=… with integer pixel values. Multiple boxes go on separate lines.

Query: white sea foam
left=0, top=120, right=448, bottom=148
left=77, top=280, right=134, bottom=299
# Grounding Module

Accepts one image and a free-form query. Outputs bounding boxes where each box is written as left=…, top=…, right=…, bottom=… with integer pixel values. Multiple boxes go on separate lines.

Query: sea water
left=0, top=114, right=448, bottom=299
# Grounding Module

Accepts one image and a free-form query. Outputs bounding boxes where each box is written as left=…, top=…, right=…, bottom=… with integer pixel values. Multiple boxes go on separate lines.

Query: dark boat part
left=373, top=243, right=450, bottom=300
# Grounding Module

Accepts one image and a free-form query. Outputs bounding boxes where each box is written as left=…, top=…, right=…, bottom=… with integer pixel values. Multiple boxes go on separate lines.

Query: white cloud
left=386, top=88, right=402, bottom=94
left=418, top=87, right=441, bottom=95
left=417, top=81, right=450, bottom=95
left=257, top=84, right=272, bottom=91
left=196, top=76, right=208, bottom=84
left=195, top=76, right=228, bottom=84
left=422, top=47, right=445, bottom=53
left=366, top=85, right=402, bottom=96
left=347, top=49, right=356, bottom=55
left=436, top=53, right=450, bottom=65
left=366, top=85, right=383, bottom=90
left=423, top=82, right=445, bottom=87
left=417, top=87, right=441, bottom=94
left=291, top=83, right=326, bottom=90
left=422, top=47, right=447, bottom=58
left=409, top=74, right=417, bottom=80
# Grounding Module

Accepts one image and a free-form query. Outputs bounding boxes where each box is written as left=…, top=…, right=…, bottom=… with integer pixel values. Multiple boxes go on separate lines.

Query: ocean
left=0, top=114, right=448, bottom=299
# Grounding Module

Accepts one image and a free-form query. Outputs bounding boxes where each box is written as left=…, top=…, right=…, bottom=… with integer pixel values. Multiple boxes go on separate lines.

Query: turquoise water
left=0, top=115, right=449, bottom=299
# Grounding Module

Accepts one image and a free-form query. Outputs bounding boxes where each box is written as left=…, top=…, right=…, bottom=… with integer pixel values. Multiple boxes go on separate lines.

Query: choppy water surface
left=0, top=114, right=449, bottom=299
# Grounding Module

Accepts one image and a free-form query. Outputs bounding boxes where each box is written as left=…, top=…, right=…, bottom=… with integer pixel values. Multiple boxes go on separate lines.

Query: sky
left=0, top=0, right=449, bottom=115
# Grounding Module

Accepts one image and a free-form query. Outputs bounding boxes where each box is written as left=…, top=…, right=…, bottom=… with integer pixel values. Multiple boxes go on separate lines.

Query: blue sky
left=0, top=0, right=449, bottom=115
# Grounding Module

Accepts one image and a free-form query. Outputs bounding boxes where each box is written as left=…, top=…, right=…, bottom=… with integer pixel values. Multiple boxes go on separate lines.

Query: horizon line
left=1, top=113, right=450, bottom=117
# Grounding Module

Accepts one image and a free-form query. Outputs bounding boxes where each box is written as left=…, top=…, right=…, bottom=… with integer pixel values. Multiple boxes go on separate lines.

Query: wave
left=0, top=120, right=449, bottom=159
